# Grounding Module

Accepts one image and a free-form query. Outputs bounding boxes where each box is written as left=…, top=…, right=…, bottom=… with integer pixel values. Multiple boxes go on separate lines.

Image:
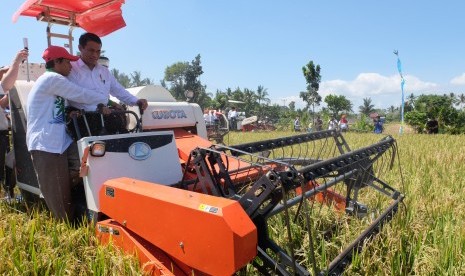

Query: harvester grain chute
left=10, top=1, right=405, bottom=275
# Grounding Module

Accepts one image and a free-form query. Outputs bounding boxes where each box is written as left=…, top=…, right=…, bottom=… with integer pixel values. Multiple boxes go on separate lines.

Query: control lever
left=70, top=112, right=82, bottom=140
left=137, top=101, right=144, bottom=132
left=97, top=103, right=108, bottom=135
left=81, top=109, right=92, bottom=136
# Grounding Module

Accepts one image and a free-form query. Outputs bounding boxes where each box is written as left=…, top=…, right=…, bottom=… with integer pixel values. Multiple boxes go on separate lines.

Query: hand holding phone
left=21, top=38, right=29, bottom=64
left=23, top=38, right=29, bottom=50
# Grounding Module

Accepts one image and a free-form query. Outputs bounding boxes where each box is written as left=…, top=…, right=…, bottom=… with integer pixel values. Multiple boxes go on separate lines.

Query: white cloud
left=320, top=73, right=437, bottom=99
left=272, top=73, right=441, bottom=110
left=450, top=73, right=465, bottom=85
left=316, top=73, right=438, bottom=108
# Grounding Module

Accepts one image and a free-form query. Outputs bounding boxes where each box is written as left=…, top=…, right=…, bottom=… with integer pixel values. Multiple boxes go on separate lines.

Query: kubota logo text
left=152, top=110, right=187, bottom=119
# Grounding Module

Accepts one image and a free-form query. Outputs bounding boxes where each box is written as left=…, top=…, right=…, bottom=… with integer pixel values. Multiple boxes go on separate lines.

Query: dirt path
left=384, top=123, right=415, bottom=135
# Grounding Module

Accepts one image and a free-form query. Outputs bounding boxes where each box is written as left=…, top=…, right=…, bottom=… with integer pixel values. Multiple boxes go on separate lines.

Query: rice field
left=1, top=126, right=464, bottom=275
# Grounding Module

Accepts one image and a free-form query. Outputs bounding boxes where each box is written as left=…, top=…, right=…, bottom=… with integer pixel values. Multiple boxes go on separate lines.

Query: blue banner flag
left=397, top=58, right=403, bottom=77
left=394, top=50, right=405, bottom=134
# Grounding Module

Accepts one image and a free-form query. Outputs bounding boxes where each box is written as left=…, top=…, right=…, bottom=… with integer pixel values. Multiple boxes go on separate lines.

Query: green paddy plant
left=1, top=130, right=464, bottom=274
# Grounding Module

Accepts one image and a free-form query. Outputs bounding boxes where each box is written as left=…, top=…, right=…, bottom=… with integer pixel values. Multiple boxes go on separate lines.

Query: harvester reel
left=191, top=130, right=404, bottom=275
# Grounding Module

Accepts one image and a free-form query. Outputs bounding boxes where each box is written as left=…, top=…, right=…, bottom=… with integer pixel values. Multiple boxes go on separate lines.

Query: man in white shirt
left=328, top=117, right=338, bottom=130
left=227, top=107, right=238, bottom=130
left=0, top=49, right=28, bottom=198
left=294, top=116, right=301, bottom=132
left=67, top=32, right=148, bottom=113
left=27, top=46, right=109, bottom=221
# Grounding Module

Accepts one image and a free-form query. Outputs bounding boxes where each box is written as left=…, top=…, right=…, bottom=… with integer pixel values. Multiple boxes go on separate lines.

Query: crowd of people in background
left=292, top=114, right=389, bottom=134
left=204, top=108, right=223, bottom=126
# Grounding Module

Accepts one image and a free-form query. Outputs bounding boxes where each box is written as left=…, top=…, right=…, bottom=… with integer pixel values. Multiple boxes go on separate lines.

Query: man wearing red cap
left=26, top=45, right=109, bottom=221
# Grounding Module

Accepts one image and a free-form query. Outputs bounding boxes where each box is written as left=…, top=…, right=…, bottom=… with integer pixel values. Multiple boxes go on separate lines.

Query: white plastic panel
left=77, top=131, right=183, bottom=212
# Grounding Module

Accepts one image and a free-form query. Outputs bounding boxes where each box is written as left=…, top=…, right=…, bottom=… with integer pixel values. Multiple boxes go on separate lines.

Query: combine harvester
left=10, top=1, right=405, bottom=275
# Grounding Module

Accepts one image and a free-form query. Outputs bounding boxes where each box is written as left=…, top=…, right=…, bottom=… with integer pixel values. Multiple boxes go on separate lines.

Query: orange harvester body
left=97, top=177, right=257, bottom=276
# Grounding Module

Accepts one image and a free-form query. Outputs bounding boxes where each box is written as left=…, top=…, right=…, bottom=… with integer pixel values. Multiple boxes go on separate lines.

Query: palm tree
left=449, top=92, right=459, bottom=106
left=458, top=93, right=465, bottom=109
left=358, top=97, right=375, bottom=116
left=406, top=93, right=416, bottom=108
left=388, top=105, right=396, bottom=113
left=243, top=88, right=257, bottom=115
left=256, top=85, right=270, bottom=106
left=212, top=90, right=229, bottom=110
left=111, top=68, right=131, bottom=88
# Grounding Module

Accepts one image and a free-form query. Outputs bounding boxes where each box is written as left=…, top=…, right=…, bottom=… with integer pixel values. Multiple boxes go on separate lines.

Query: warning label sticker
left=198, top=204, right=219, bottom=214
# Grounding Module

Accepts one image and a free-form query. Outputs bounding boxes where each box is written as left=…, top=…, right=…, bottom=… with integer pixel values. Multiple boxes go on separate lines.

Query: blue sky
left=2, top=1, right=465, bottom=110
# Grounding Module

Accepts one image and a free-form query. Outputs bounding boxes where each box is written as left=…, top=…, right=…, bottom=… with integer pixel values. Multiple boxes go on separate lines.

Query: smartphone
left=23, top=37, right=29, bottom=50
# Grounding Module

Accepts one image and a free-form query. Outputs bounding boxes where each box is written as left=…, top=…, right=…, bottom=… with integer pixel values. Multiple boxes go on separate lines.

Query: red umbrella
left=13, top=0, right=126, bottom=37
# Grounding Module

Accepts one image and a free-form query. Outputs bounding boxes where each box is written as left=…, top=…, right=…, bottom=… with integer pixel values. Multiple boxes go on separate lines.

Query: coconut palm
left=388, top=105, right=396, bottom=113
left=256, top=85, right=270, bottom=106
left=358, top=97, right=375, bottom=116
left=111, top=68, right=131, bottom=88
left=458, top=93, right=465, bottom=109
left=406, top=93, right=416, bottom=108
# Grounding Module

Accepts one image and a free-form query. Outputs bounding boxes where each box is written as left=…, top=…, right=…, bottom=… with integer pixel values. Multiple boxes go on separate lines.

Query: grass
left=0, top=202, right=143, bottom=275
left=1, top=125, right=464, bottom=275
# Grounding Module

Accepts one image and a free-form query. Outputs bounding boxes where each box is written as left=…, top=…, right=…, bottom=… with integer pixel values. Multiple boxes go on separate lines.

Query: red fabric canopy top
left=13, top=0, right=126, bottom=37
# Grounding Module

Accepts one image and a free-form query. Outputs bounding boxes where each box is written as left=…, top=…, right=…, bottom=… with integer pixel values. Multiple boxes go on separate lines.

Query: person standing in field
left=315, top=116, right=323, bottom=131
left=0, top=49, right=29, bottom=198
left=339, top=114, right=348, bottom=132
left=307, top=121, right=313, bottom=132
left=26, top=46, right=109, bottom=221
left=228, top=106, right=238, bottom=130
left=294, top=116, right=301, bottom=132
left=425, top=118, right=439, bottom=134
left=328, top=116, right=338, bottom=130
left=373, top=116, right=384, bottom=134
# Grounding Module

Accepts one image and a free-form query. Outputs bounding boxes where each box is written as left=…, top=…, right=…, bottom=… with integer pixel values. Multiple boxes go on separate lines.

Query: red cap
left=42, top=46, right=79, bottom=62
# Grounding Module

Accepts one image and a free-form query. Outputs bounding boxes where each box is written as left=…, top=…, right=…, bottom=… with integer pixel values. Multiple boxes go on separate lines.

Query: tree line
left=112, top=55, right=465, bottom=133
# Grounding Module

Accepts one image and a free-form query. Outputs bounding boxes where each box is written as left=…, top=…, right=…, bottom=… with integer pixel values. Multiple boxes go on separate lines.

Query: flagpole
left=394, top=50, right=405, bottom=134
